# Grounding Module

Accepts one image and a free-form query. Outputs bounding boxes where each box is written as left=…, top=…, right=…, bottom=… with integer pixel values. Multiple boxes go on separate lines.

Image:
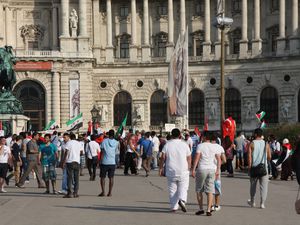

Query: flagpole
left=185, top=26, right=189, bottom=130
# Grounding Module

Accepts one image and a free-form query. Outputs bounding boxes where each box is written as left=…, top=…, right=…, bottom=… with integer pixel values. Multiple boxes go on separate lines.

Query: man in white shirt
left=61, top=133, right=82, bottom=198
left=151, top=131, right=160, bottom=170
left=192, top=131, right=221, bottom=216
left=159, top=128, right=191, bottom=213
left=85, top=134, right=100, bottom=181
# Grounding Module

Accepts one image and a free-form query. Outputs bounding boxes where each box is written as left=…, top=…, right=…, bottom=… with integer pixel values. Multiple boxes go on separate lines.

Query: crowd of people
left=0, top=127, right=299, bottom=216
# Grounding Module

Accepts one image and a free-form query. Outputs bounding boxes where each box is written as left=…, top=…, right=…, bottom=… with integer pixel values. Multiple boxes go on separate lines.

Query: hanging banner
left=70, top=79, right=80, bottom=119
left=15, top=61, right=52, bottom=71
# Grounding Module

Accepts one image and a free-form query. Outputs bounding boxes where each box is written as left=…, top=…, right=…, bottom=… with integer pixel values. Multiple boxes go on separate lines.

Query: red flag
left=194, top=127, right=201, bottom=137
left=222, top=117, right=236, bottom=142
left=204, top=117, right=209, bottom=131
left=88, top=121, right=93, bottom=133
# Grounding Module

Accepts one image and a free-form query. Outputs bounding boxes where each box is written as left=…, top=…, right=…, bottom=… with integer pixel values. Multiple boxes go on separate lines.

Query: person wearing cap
left=275, top=138, right=293, bottom=180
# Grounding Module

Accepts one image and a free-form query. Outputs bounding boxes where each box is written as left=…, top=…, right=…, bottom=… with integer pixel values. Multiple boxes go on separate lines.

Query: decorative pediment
left=20, top=24, right=44, bottom=41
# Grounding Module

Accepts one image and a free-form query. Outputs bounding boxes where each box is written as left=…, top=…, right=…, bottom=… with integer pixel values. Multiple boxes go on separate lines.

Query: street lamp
left=90, top=105, right=100, bottom=132
left=213, top=0, right=233, bottom=131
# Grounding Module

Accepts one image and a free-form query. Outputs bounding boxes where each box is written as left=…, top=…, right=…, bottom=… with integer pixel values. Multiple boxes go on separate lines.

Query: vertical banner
left=69, top=79, right=80, bottom=119
left=168, top=28, right=188, bottom=117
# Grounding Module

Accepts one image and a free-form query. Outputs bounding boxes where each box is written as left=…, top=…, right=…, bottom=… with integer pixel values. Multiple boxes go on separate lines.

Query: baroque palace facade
left=1, top=0, right=300, bottom=131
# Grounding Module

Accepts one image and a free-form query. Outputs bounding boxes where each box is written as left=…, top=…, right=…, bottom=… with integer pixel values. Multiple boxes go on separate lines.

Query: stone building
left=0, top=0, right=300, bottom=132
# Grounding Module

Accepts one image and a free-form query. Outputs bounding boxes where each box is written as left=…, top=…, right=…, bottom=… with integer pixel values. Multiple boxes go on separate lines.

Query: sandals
left=195, top=210, right=205, bottom=215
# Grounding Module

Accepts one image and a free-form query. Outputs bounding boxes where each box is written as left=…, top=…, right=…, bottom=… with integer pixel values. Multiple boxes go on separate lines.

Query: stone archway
left=13, top=80, right=46, bottom=131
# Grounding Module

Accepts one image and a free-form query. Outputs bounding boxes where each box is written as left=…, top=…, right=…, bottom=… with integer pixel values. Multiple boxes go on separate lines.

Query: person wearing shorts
left=192, top=132, right=221, bottom=216
left=39, top=134, right=58, bottom=194
left=99, top=130, right=119, bottom=197
left=0, top=136, right=12, bottom=193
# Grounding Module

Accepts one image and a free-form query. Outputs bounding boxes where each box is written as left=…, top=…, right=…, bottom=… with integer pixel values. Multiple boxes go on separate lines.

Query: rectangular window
left=158, top=4, right=167, bottom=16
left=158, top=41, right=166, bottom=57
left=196, top=40, right=203, bottom=56
left=120, top=6, right=129, bottom=17
left=271, top=34, right=278, bottom=52
left=233, top=38, right=240, bottom=54
left=28, top=41, right=38, bottom=50
left=196, top=2, right=204, bottom=15
left=120, top=43, right=129, bottom=58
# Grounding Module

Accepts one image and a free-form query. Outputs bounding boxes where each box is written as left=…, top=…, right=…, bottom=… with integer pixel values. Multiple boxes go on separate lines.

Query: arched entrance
left=150, top=90, right=167, bottom=126
left=189, top=89, right=204, bottom=126
left=260, top=86, right=278, bottom=123
left=13, top=80, right=46, bottom=131
left=114, top=91, right=132, bottom=126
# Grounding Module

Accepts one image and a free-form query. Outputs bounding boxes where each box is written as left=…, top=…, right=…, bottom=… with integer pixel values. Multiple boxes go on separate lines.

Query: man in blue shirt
left=99, top=130, right=119, bottom=197
left=140, top=132, right=154, bottom=177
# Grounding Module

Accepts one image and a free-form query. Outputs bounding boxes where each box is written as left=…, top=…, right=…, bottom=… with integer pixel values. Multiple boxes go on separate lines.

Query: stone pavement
left=0, top=169, right=299, bottom=225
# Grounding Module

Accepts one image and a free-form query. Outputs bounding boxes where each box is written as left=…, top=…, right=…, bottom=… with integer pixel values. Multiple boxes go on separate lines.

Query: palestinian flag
left=66, top=113, right=83, bottom=131
left=44, top=119, right=57, bottom=131
left=256, top=111, right=266, bottom=121
left=115, top=113, right=127, bottom=138
left=260, top=120, right=267, bottom=129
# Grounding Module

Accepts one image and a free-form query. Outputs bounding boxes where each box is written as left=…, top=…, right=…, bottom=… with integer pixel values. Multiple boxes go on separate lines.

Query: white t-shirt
left=151, top=136, right=160, bottom=152
left=186, top=137, right=193, bottom=150
left=162, top=139, right=191, bottom=178
left=211, top=143, right=224, bottom=169
left=86, top=141, right=100, bottom=159
left=196, top=142, right=219, bottom=171
left=0, top=145, right=11, bottom=163
left=65, top=140, right=82, bottom=164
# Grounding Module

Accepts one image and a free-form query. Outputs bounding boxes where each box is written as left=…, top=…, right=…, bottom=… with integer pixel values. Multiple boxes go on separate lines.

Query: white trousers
left=137, top=157, right=142, bottom=170
left=167, top=175, right=189, bottom=210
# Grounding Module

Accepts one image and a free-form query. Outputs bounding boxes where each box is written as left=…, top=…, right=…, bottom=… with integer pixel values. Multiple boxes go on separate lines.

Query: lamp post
left=90, top=105, right=100, bottom=132
left=213, top=0, right=233, bottom=131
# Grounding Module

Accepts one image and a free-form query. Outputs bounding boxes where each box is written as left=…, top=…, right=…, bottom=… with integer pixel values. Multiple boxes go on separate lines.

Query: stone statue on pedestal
left=69, top=9, right=78, bottom=37
left=0, top=46, right=23, bottom=114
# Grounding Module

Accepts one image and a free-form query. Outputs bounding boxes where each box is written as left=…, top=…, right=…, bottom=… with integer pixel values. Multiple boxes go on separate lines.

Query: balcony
left=14, top=50, right=93, bottom=59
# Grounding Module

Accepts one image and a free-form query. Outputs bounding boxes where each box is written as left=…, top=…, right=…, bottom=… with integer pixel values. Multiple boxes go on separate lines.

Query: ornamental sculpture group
left=0, top=46, right=23, bottom=114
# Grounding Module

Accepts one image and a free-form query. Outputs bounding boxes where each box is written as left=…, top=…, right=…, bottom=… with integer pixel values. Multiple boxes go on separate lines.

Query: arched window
left=189, top=89, right=204, bottom=125
left=150, top=90, right=167, bottom=126
left=13, top=80, right=46, bottom=131
left=260, top=87, right=278, bottom=123
left=225, top=88, right=241, bottom=123
left=298, top=89, right=300, bottom=122
left=114, top=92, right=132, bottom=126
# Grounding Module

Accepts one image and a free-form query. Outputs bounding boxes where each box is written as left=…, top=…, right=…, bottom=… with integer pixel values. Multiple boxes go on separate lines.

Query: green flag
left=66, top=113, right=83, bottom=131
left=116, top=113, right=127, bottom=138
left=44, top=119, right=57, bottom=131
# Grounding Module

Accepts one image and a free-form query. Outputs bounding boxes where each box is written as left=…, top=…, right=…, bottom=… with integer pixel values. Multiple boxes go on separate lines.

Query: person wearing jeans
left=140, top=132, right=154, bottom=177
left=248, top=128, right=271, bottom=209
left=61, top=133, right=81, bottom=198
left=85, top=135, right=100, bottom=181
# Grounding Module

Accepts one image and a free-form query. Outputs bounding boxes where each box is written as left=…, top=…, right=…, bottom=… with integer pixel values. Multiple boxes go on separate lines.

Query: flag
left=44, top=119, right=57, bottom=131
left=222, top=117, right=236, bottom=142
left=168, top=27, right=188, bottom=116
left=194, top=127, right=201, bottom=137
left=66, top=113, right=83, bottom=131
left=260, top=120, right=267, bottom=129
left=256, top=111, right=266, bottom=121
left=204, top=117, right=209, bottom=131
left=115, top=113, right=127, bottom=138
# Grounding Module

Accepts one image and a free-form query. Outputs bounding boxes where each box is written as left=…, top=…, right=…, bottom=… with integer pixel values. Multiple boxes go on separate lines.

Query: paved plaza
left=0, top=169, right=299, bottom=225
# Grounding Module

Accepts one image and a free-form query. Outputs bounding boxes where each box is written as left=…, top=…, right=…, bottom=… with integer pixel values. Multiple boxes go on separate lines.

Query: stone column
left=93, top=0, right=101, bottom=63
left=79, top=0, right=87, bottom=37
left=290, top=0, right=299, bottom=54
left=106, top=0, right=114, bottom=63
left=251, top=0, right=262, bottom=57
left=0, top=4, right=4, bottom=45
left=239, top=0, right=248, bottom=58
left=142, top=0, right=151, bottom=62
left=203, top=0, right=211, bottom=60
left=5, top=6, right=12, bottom=46
left=52, top=6, right=59, bottom=49
left=277, top=0, right=286, bottom=55
left=180, top=0, right=186, bottom=36
left=166, top=0, right=174, bottom=61
left=130, top=0, right=138, bottom=62
left=60, top=0, right=69, bottom=37
left=52, top=72, right=61, bottom=126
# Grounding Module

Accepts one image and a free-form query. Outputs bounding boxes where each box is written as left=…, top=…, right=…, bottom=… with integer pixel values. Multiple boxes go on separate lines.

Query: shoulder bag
left=250, top=142, right=267, bottom=178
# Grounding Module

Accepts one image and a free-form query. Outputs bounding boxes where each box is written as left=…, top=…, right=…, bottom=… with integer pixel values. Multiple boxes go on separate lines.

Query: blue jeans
left=61, top=168, right=68, bottom=191
left=20, top=157, right=29, bottom=181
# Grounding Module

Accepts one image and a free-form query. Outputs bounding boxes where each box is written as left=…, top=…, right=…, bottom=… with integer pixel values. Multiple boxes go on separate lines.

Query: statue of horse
left=0, top=46, right=17, bottom=92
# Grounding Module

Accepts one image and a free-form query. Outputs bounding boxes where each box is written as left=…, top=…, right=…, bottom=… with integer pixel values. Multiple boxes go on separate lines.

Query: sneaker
left=58, top=190, right=67, bottom=195
left=211, top=205, right=215, bottom=211
left=16, top=183, right=25, bottom=188
left=214, top=205, right=221, bottom=211
left=25, top=180, right=30, bottom=184
left=0, top=188, right=7, bottom=193
left=247, top=199, right=256, bottom=207
left=260, top=203, right=265, bottom=209
left=178, top=200, right=187, bottom=213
